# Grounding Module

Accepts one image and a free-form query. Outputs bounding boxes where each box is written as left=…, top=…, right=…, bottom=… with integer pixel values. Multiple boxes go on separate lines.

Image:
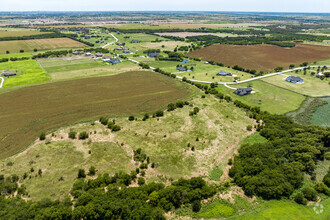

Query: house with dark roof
left=182, top=60, right=190, bottom=64
left=176, top=66, right=187, bottom=72
left=148, top=52, right=160, bottom=57
left=95, top=53, right=104, bottom=57
left=109, top=58, right=121, bottom=64
left=217, top=70, right=233, bottom=76
left=85, top=36, right=91, bottom=39
left=286, top=76, right=303, bottom=84
left=131, top=40, right=139, bottom=43
left=123, top=50, right=131, bottom=54
left=235, top=87, right=252, bottom=96
left=1, top=72, right=16, bottom=77
left=72, top=51, right=84, bottom=55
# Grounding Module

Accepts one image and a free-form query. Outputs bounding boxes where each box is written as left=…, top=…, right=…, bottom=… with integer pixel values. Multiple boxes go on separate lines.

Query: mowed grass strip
left=0, top=38, right=87, bottom=54
left=0, top=71, right=191, bottom=159
left=188, top=43, right=330, bottom=72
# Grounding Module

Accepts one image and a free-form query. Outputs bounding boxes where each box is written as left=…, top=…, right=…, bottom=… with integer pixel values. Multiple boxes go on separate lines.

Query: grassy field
left=286, top=97, right=328, bottom=126
left=0, top=28, right=52, bottom=37
left=231, top=199, right=330, bottom=219
left=261, top=73, right=330, bottom=97
left=0, top=71, right=192, bottom=159
left=216, top=80, right=306, bottom=114
left=315, top=58, right=330, bottom=65
left=130, top=57, right=252, bottom=81
left=311, top=97, right=330, bottom=127
left=0, top=52, right=32, bottom=59
left=0, top=85, right=254, bottom=200
left=0, top=38, right=87, bottom=54
left=0, top=60, right=50, bottom=87
left=38, top=57, right=140, bottom=82
left=188, top=43, right=330, bottom=72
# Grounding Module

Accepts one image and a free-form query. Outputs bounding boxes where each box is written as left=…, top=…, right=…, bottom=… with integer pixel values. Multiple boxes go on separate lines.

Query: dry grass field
left=0, top=38, right=87, bottom=54
left=188, top=43, right=330, bottom=72
left=0, top=71, right=191, bottom=159
left=0, top=28, right=51, bottom=37
left=156, top=32, right=239, bottom=38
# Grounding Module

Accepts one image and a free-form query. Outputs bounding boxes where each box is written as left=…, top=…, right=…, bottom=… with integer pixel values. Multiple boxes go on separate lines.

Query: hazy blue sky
left=0, top=0, right=329, bottom=12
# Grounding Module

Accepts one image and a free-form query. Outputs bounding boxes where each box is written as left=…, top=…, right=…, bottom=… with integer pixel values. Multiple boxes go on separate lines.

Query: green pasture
left=311, top=97, right=330, bottom=127
left=38, top=57, right=139, bottom=82
left=216, top=80, right=306, bottom=114
left=0, top=60, right=50, bottom=87
left=0, top=52, right=32, bottom=59
left=261, top=71, right=330, bottom=97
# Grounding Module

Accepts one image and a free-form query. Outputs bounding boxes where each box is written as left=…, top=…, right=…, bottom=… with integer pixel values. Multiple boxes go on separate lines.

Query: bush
left=138, top=177, right=145, bottom=186
left=99, top=117, right=108, bottom=125
left=111, top=125, right=121, bottom=132
left=77, top=169, right=86, bottom=178
left=128, top=116, right=135, bottom=121
left=155, top=110, right=164, bottom=117
left=324, top=152, right=330, bottom=160
left=246, top=125, right=253, bottom=131
left=142, top=113, right=149, bottom=121
left=79, top=132, right=89, bottom=140
left=294, top=192, right=307, bottom=205
left=192, top=200, right=201, bottom=212
left=228, top=158, right=233, bottom=165
left=68, top=131, right=77, bottom=139
left=89, top=166, right=96, bottom=176
left=39, top=132, right=46, bottom=140
left=302, top=187, right=317, bottom=201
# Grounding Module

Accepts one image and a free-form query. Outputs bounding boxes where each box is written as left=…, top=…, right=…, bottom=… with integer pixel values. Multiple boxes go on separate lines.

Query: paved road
left=175, top=65, right=330, bottom=85
left=102, top=33, right=119, bottom=48
left=0, top=77, right=4, bottom=88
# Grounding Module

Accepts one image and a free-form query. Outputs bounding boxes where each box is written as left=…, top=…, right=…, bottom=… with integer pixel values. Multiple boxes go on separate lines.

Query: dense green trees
left=229, top=115, right=329, bottom=200
left=0, top=174, right=217, bottom=219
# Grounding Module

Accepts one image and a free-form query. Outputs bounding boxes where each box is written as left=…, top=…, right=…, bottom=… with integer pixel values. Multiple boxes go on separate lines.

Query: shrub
left=294, top=192, right=307, bottom=205
left=39, top=132, right=46, bottom=140
left=167, top=103, right=176, bottom=111
left=246, top=125, right=253, bottom=131
left=128, top=116, right=135, bottom=121
left=192, top=200, right=201, bottom=212
left=111, top=125, right=121, bottom=132
left=324, top=152, right=330, bottom=160
left=302, top=187, right=317, bottom=201
left=68, top=131, right=77, bottom=139
left=155, top=110, right=164, bottom=117
left=77, top=169, right=86, bottom=178
left=89, top=166, right=96, bottom=176
left=142, top=113, right=149, bottom=121
left=99, top=117, right=108, bottom=125
left=79, top=132, right=89, bottom=140
left=138, top=177, right=145, bottom=186
left=228, top=158, right=233, bottom=165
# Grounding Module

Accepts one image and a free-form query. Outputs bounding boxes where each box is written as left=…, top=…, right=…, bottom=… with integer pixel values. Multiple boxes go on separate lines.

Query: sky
left=0, top=0, right=329, bottom=13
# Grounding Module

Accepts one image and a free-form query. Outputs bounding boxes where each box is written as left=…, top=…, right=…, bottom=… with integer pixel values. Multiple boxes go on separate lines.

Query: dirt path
left=0, top=76, right=4, bottom=88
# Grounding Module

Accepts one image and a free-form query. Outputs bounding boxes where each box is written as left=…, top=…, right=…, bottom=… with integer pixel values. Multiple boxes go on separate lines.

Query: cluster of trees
left=0, top=174, right=216, bottom=219
left=138, top=62, right=150, bottom=69
left=167, top=101, right=190, bottom=112
left=99, top=117, right=121, bottom=132
left=229, top=114, right=329, bottom=200
left=158, top=51, right=183, bottom=61
left=0, top=56, right=29, bottom=63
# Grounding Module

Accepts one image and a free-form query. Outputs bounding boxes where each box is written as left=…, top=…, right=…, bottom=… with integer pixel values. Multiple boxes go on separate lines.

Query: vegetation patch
left=0, top=38, right=87, bottom=54
left=0, top=59, right=50, bottom=87
left=286, top=97, right=328, bottom=126
left=0, top=71, right=191, bottom=159
left=311, top=97, right=330, bottom=127
left=197, top=201, right=235, bottom=218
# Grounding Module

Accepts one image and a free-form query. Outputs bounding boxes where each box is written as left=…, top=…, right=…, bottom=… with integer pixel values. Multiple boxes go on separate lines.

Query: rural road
left=102, top=33, right=119, bottom=48
left=0, top=77, right=4, bottom=88
left=175, top=65, right=330, bottom=85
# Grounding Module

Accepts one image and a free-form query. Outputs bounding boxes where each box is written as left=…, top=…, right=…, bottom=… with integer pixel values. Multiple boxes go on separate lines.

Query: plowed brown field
left=0, top=71, right=191, bottom=159
left=188, top=43, right=330, bottom=71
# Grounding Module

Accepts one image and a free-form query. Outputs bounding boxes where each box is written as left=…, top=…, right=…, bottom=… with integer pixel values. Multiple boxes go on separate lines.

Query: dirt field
left=188, top=43, right=330, bottom=72
left=0, top=71, right=191, bottom=159
left=0, top=38, right=87, bottom=54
